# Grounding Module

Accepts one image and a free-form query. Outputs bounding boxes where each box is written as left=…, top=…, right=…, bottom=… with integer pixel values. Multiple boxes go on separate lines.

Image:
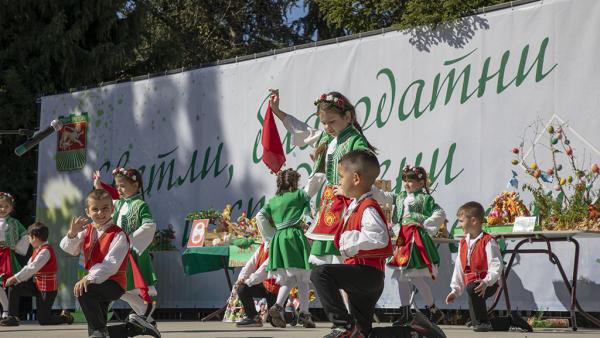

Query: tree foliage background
left=0, top=0, right=510, bottom=221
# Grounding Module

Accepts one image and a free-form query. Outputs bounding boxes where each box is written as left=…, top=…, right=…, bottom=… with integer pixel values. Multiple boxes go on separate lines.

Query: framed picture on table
left=187, top=219, right=209, bottom=248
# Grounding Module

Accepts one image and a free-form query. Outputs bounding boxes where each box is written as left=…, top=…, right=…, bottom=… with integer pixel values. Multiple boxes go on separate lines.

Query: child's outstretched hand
left=92, top=170, right=102, bottom=189
left=68, top=216, right=88, bottom=238
left=5, top=276, right=18, bottom=287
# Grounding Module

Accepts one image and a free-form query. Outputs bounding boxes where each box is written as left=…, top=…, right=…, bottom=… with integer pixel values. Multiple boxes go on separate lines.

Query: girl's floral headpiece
left=112, top=167, right=137, bottom=181
left=314, top=93, right=345, bottom=109
left=0, top=192, right=14, bottom=202
left=402, top=165, right=427, bottom=180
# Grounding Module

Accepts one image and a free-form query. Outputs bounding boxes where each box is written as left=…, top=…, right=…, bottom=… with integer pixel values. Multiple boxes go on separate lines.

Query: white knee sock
left=411, top=277, right=434, bottom=307
left=296, top=273, right=310, bottom=313
left=121, top=290, right=147, bottom=315
left=392, top=271, right=412, bottom=306
left=276, top=284, right=290, bottom=307
left=0, top=288, right=8, bottom=313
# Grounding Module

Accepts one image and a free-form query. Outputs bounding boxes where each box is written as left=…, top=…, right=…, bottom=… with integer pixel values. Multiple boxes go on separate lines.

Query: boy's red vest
left=459, top=232, right=493, bottom=285
left=334, top=197, right=393, bottom=271
left=83, top=223, right=129, bottom=290
left=254, top=243, right=280, bottom=294
left=32, top=244, right=58, bottom=292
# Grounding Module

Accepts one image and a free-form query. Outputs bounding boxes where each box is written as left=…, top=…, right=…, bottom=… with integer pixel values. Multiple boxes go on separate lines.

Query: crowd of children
left=0, top=89, right=505, bottom=338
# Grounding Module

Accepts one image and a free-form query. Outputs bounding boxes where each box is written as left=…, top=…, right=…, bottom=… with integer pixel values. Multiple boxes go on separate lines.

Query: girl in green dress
left=374, top=166, right=447, bottom=324
left=0, top=192, right=29, bottom=319
left=256, top=169, right=315, bottom=329
left=269, top=89, right=377, bottom=266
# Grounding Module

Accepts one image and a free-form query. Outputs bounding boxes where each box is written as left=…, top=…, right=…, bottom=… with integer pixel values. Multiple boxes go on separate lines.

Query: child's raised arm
left=93, top=170, right=119, bottom=200
left=59, top=216, right=88, bottom=256
left=269, top=89, right=323, bottom=148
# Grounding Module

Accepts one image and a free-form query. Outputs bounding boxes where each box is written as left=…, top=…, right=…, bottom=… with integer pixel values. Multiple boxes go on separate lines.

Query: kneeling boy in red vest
left=0, top=222, right=73, bottom=326
left=60, top=189, right=159, bottom=338
left=445, top=201, right=503, bottom=332
left=311, top=149, right=393, bottom=338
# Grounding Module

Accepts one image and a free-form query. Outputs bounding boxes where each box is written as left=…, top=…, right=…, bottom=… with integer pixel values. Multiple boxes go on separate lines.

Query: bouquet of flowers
left=487, top=192, right=530, bottom=225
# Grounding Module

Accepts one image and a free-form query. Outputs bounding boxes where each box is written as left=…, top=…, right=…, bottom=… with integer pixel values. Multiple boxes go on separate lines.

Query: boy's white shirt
left=59, top=221, right=129, bottom=284
left=14, top=242, right=50, bottom=283
left=0, top=218, right=31, bottom=256
left=237, top=245, right=270, bottom=287
left=115, top=202, right=156, bottom=254
left=338, top=192, right=389, bottom=258
left=450, top=232, right=503, bottom=296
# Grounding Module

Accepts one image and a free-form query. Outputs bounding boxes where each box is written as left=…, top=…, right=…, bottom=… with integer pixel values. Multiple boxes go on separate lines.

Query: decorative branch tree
left=511, top=120, right=600, bottom=230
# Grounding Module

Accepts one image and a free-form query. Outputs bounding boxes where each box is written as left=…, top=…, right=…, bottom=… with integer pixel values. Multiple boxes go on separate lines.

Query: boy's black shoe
left=0, top=315, right=19, bottom=326
left=236, top=315, right=263, bottom=327
left=473, top=322, right=492, bottom=332
left=128, top=313, right=161, bottom=338
left=322, top=325, right=363, bottom=338
left=60, top=310, right=74, bottom=325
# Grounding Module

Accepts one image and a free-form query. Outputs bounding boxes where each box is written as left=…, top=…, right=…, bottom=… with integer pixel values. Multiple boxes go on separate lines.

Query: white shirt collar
left=345, top=192, right=374, bottom=221
left=465, top=231, right=485, bottom=242
left=92, top=220, right=113, bottom=232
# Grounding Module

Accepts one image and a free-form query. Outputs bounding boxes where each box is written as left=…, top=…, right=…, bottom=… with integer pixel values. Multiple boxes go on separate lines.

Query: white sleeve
left=282, top=114, right=323, bottom=147
left=370, top=186, right=396, bottom=206
left=60, top=232, right=85, bottom=256
left=86, top=232, right=129, bottom=284
left=450, top=247, right=466, bottom=296
left=422, top=208, right=446, bottom=236
left=14, top=249, right=50, bottom=283
left=130, top=222, right=156, bottom=254
left=238, top=250, right=258, bottom=282
left=303, top=173, right=326, bottom=199
left=255, top=211, right=276, bottom=242
left=14, top=235, right=30, bottom=256
left=246, top=259, right=269, bottom=287
left=339, top=206, right=388, bottom=258
left=482, top=239, right=503, bottom=286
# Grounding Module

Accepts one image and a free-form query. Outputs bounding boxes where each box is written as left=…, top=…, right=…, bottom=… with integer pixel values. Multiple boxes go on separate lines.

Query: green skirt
left=309, top=239, right=340, bottom=257
left=267, top=227, right=311, bottom=271
left=127, top=250, right=158, bottom=290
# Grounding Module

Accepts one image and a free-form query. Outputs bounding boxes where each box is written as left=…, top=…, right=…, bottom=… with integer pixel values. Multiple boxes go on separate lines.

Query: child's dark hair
left=457, top=201, right=485, bottom=223
left=112, top=167, right=145, bottom=199
left=276, top=169, right=301, bottom=195
left=402, top=165, right=430, bottom=194
left=338, top=149, right=380, bottom=186
left=0, top=192, right=15, bottom=206
left=28, top=222, right=49, bottom=242
left=86, top=189, right=112, bottom=207
left=313, top=92, right=377, bottom=171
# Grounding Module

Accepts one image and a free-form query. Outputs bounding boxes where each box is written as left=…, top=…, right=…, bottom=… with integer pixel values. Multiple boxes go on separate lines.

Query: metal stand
left=487, top=233, right=600, bottom=331
left=200, top=256, right=234, bottom=321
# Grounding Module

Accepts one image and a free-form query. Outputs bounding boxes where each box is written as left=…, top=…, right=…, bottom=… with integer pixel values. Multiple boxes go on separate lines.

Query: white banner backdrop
left=37, top=0, right=600, bottom=311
